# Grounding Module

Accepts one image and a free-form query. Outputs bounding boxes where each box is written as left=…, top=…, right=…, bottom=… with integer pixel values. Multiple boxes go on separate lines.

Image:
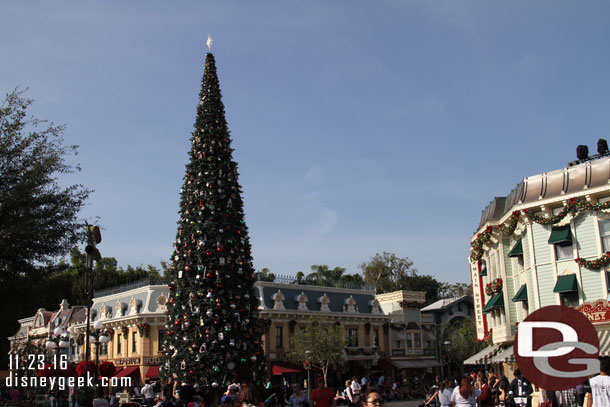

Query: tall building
left=467, top=149, right=610, bottom=371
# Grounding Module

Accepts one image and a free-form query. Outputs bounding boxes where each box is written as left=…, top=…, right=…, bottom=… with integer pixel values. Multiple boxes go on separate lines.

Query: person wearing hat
left=311, top=378, right=335, bottom=407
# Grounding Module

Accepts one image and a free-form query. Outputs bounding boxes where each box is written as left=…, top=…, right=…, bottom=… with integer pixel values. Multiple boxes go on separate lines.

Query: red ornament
left=175, top=320, right=181, bottom=326
left=206, top=272, right=213, bottom=278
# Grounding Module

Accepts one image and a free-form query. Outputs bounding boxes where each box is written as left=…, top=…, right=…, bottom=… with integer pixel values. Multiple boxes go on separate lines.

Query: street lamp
left=90, top=320, right=111, bottom=386
left=443, top=341, right=451, bottom=379
left=46, top=327, right=71, bottom=407
left=305, top=349, right=311, bottom=398
left=84, top=224, right=102, bottom=386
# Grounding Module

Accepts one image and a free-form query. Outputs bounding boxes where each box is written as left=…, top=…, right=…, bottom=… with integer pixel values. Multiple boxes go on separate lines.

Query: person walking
left=142, top=380, right=155, bottom=407
left=288, top=385, right=309, bottom=407
left=450, top=377, right=481, bottom=407
left=437, top=379, right=453, bottom=407
left=510, top=370, right=533, bottom=407
left=585, top=358, right=610, bottom=407
left=311, top=378, right=335, bottom=407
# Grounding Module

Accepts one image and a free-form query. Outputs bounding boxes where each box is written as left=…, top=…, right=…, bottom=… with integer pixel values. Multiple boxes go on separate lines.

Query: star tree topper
left=207, top=34, right=213, bottom=52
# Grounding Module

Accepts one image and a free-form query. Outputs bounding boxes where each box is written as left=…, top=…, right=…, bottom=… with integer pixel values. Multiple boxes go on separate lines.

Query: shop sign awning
left=112, top=367, right=124, bottom=377
left=375, top=359, right=396, bottom=370
left=463, top=344, right=502, bottom=365
left=491, top=346, right=514, bottom=364
left=145, top=365, right=160, bottom=378
left=549, top=225, right=572, bottom=245
left=507, top=240, right=523, bottom=258
left=271, top=362, right=303, bottom=375
left=483, top=293, right=504, bottom=313
left=598, top=330, right=610, bottom=357
left=553, top=274, right=578, bottom=293
left=512, top=285, right=528, bottom=302
left=393, top=360, right=441, bottom=369
left=115, top=366, right=139, bottom=378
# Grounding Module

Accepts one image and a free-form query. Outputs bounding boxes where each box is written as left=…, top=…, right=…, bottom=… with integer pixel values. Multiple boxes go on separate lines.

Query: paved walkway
left=385, top=399, right=425, bottom=407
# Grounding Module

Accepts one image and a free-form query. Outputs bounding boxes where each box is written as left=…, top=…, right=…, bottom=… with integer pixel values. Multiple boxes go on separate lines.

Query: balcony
left=344, top=346, right=378, bottom=360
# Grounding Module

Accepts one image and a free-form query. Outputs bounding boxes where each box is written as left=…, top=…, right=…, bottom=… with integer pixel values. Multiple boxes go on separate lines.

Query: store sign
left=470, top=262, right=487, bottom=341
left=577, top=300, right=610, bottom=324
left=143, top=356, right=161, bottom=365
left=114, top=357, right=141, bottom=366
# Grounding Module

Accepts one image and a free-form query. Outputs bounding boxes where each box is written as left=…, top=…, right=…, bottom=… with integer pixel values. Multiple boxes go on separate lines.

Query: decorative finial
left=206, top=34, right=213, bottom=52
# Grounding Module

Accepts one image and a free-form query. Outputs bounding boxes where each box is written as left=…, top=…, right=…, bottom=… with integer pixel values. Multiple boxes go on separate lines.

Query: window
left=373, top=329, right=379, bottom=347
left=117, top=334, right=122, bottom=354
left=158, top=330, right=166, bottom=352
left=394, top=339, right=402, bottom=349
left=275, top=327, right=283, bottom=348
left=560, top=292, right=579, bottom=308
left=132, top=332, right=137, bottom=353
left=550, top=225, right=573, bottom=260
left=490, top=252, right=497, bottom=279
left=556, top=243, right=573, bottom=260
left=600, top=220, right=610, bottom=252
left=414, top=333, right=421, bottom=348
left=100, top=343, right=108, bottom=356
left=346, top=328, right=358, bottom=347
left=406, top=333, right=413, bottom=350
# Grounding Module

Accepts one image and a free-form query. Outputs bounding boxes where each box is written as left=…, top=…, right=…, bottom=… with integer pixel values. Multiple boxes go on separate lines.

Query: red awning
left=271, top=362, right=304, bottom=375
left=375, top=359, right=396, bottom=370
left=115, top=366, right=139, bottom=378
left=113, top=367, right=124, bottom=377
left=146, top=365, right=160, bottom=378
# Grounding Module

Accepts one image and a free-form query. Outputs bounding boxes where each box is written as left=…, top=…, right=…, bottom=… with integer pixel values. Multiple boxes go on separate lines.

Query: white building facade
left=468, top=154, right=610, bottom=367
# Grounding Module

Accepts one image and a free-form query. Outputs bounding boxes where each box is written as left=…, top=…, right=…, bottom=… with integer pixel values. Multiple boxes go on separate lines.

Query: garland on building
left=484, top=329, right=493, bottom=346
left=485, top=278, right=503, bottom=296
left=389, top=323, right=405, bottom=330
left=524, top=197, right=610, bottom=225
left=121, top=326, right=128, bottom=339
left=575, top=252, right=610, bottom=270
left=471, top=197, right=610, bottom=263
left=470, top=226, right=493, bottom=263
left=137, top=323, right=150, bottom=337
left=344, top=347, right=378, bottom=356
left=498, top=211, right=520, bottom=236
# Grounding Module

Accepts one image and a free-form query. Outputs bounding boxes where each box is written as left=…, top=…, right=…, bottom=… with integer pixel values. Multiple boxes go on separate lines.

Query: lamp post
left=84, top=224, right=102, bottom=385
left=305, top=349, right=311, bottom=399
left=46, top=327, right=70, bottom=407
left=442, top=341, right=451, bottom=379
left=90, top=320, right=111, bottom=386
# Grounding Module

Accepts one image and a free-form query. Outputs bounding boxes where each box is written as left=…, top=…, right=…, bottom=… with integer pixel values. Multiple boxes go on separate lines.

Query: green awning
left=480, top=264, right=487, bottom=276
left=482, top=293, right=504, bottom=313
left=507, top=240, right=523, bottom=258
left=512, top=285, right=528, bottom=302
left=548, top=225, right=572, bottom=245
left=553, top=274, right=578, bottom=293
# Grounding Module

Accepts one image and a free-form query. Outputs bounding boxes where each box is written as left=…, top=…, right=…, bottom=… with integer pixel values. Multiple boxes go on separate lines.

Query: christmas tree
left=162, top=50, right=265, bottom=391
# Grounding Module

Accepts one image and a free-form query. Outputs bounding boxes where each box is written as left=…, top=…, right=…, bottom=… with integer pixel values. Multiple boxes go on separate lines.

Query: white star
left=206, top=34, right=213, bottom=52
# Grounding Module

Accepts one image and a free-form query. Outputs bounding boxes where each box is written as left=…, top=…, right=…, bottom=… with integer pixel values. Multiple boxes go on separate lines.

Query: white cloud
left=304, top=165, right=323, bottom=182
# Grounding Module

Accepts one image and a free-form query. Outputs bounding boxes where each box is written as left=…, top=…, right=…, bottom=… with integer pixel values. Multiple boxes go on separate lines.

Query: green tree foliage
left=300, top=265, right=364, bottom=287
left=0, top=88, right=91, bottom=278
left=163, top=52, right=265, bottom=390
left=255, top=267, right=276, bottom=282
left=439, top=282, right=472, bottom=299
left=359, top=252, right=441, bottom=303
left=286, top=317, right=345, bottom=385
left=441, top=318, right=485, bottom=375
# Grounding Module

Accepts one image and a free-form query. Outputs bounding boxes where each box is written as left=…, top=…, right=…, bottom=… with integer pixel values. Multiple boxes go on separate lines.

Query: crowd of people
left=4, top=360, right=610, bottom=407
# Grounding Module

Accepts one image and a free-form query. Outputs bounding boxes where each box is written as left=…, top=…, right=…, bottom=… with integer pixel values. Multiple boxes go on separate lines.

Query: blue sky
left=2, top=1, right=610, bottom=284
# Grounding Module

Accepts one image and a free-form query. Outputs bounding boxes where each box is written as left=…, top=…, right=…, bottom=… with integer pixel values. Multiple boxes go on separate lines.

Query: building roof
left=477, top=155, right=610, bottom=231
left=255, top=281, right=382, bottom=314
left=420, top=295, right=472, bottom=312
